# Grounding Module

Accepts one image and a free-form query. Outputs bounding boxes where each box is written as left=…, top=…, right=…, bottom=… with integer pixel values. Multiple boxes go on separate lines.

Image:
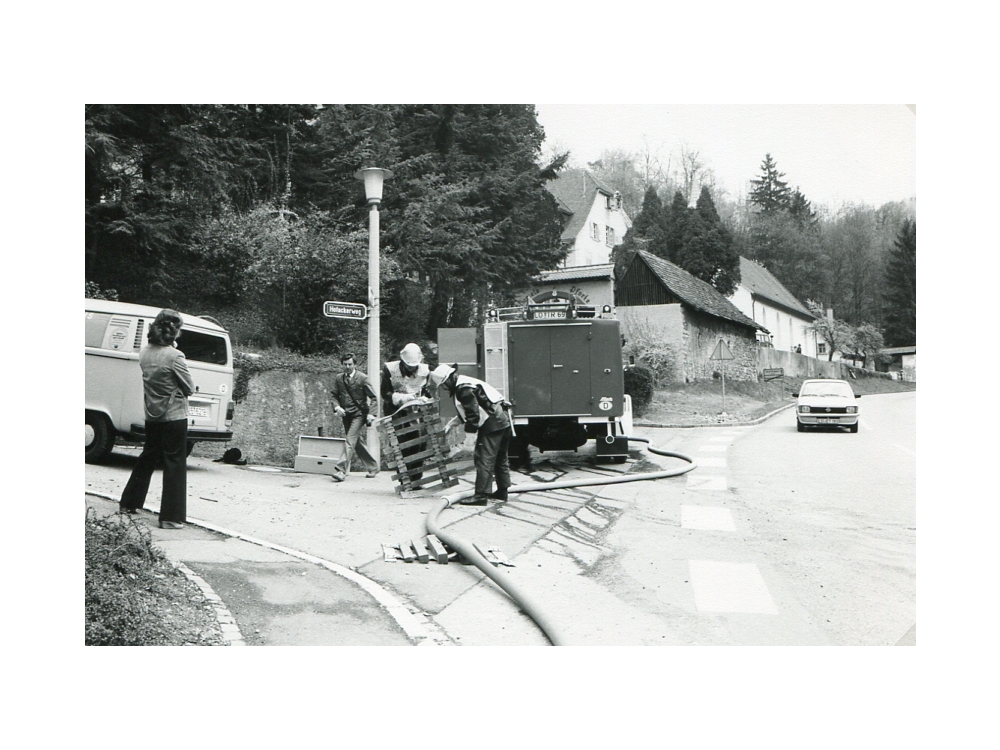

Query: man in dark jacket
left=429, top=364, right=512, bottom=506
left=330, top=353, right=379, bottom=481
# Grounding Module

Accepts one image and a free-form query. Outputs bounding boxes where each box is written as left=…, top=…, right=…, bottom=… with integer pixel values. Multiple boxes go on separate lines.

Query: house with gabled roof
left=729, top=257, right=819, bottom=356
left=545, top=168, right=632, bottom=268
left=615, top=250, right=766, bottom=382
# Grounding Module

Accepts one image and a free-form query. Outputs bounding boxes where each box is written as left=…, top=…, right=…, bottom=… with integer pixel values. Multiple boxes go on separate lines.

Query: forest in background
left=589, top=149, right=916, bottom=349
left=86, top=105, right=916, bottom=361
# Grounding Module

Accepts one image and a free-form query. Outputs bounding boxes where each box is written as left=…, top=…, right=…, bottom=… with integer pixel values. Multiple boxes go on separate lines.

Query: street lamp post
left=355, top=167, right=392, bottom=465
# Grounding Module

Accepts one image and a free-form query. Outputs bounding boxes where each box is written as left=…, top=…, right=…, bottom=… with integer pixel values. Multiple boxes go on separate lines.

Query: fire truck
left=437, top=290, right=633, bottom=463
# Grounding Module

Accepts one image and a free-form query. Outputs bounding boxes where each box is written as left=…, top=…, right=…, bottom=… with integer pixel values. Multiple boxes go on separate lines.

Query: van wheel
left=86, top=412, right=115, bottom=463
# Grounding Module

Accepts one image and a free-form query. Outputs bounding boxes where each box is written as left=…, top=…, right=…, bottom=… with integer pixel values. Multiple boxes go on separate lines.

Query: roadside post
left=710, top=339, right=735, bottom=415
left=355, top=167, right=393, bottom=465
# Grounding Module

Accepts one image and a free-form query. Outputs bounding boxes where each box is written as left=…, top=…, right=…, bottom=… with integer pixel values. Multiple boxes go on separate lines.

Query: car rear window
left=176, top=329, right=228, bottom=366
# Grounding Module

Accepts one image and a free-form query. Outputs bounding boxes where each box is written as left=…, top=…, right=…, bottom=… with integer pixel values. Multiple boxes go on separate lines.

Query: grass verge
left=85, top=508, right=227, bottom=646
left=638, top=375, right=915, bottom=426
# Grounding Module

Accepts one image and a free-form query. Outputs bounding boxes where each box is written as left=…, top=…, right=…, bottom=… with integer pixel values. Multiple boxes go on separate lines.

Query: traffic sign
left=710, top=339, right=734, bottom=361
left=323, top=301, right=368, bottom=320
left=762, top=367, right=784, bottom=381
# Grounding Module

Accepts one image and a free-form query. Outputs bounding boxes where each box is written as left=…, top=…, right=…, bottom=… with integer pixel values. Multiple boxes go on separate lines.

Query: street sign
left=710, top=339, right=734, bottom=361
left=763, top=367, right=784, bottom=381
left=323, top=301, right=368, bottom=320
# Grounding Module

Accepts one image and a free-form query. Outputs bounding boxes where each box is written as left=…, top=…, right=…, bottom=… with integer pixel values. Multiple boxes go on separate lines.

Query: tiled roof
left=536, top=263, right=614, bottom=282
left=635, top=251, right=764, bottom=331
left=545, top=169, right=617, bottom=243
left=738, top=257, right=813, bottom=318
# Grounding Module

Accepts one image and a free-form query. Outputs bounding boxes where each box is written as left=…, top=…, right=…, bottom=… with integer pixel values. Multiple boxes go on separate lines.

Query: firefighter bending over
left=381, top=343, right=432, bottom=481
left=429, top=364, right=512, bottom=506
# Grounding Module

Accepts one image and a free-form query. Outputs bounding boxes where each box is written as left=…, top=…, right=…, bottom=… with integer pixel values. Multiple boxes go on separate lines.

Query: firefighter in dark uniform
left=381, top=343, right=432, bottom=481
left=429, top=364, right=512, bottom=506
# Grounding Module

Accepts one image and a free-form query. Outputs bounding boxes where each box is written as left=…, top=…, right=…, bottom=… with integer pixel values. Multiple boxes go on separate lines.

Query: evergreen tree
left=882, top=219, right=916, bottom=346
left=788, top=188, right=817, bottom=228
left=749, top=153, right=792, bottom=214
left=664, top=190, right=690, bottom=263
left=613, top=186, right=665, bottom=278
left=673, top=187, right=741, bottom=296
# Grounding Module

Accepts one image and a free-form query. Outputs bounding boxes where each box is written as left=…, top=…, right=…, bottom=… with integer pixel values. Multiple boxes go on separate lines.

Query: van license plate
left=189, top=405, right=210, bottom=418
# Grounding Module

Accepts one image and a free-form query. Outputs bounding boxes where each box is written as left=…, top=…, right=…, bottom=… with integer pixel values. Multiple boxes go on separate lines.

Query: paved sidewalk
left=86, top=494, right=429, bottom=646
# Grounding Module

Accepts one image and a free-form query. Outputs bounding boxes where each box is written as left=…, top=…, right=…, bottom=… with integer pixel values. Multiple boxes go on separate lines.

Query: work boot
left=458, top=495, right=489, bottom=506
left=489, top=488, right=508, bottom=501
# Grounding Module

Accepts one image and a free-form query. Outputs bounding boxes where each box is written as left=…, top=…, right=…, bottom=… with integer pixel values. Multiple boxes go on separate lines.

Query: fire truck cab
left=437, top=290, right=632, bottom=462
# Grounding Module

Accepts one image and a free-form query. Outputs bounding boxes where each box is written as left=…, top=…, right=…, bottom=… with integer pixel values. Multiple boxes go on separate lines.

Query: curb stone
left=174, top=562, right=246, bottom=646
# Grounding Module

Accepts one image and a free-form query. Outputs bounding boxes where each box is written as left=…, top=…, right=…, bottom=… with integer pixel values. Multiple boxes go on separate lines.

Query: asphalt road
left=84, top=392, right=915, bottom=645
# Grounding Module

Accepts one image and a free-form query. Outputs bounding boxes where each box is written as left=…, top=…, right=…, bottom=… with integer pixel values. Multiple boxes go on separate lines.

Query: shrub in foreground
left=85, top=509, right=210, bottom=646
left=624, top=364, right=655, bottom=415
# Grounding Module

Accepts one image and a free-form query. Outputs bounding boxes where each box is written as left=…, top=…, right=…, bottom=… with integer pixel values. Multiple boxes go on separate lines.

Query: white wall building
left=729, top=257, right=818, bottom=356
left=545, top=169, right=632, bottom=268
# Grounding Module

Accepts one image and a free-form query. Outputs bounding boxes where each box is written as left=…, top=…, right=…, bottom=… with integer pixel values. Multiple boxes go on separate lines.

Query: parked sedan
left=793, top=379, right=861, bottom=433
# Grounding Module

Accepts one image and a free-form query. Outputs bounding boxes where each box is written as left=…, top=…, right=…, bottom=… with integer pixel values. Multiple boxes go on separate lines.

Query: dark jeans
left=120, top=419, right=188, bottom=523
left=475, top=427, right=512, bottom=497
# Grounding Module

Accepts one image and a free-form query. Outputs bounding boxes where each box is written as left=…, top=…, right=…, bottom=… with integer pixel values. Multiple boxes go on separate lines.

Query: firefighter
left=429, top=364, right=512, bottom=506
left=381, top=343, right=432, bottom=481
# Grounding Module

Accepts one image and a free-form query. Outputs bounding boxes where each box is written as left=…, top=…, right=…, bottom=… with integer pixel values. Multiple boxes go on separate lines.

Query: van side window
left=176, top=329, right=228, bottom=365
left=85, top=312, right=112, bottom=348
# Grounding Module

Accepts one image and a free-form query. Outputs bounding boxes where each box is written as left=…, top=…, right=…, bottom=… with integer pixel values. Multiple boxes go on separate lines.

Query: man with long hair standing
left=119, top=309, right=195, bottom=529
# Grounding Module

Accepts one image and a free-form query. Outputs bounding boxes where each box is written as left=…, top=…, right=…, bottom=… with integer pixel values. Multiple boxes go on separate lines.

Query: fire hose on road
left=424, top=436, right=696, bottom=646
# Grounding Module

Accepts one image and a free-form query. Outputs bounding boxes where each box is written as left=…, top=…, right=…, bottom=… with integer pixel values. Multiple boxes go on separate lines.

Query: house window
left=591, top=222, right=600, bottom=241
left=818, top=342, right=827, bottom=355
left=606, top=226, right=615, bottom=247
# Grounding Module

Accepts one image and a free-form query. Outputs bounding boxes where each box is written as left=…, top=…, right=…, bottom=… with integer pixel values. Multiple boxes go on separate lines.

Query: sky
left=534, top=104, right=916, bottom=212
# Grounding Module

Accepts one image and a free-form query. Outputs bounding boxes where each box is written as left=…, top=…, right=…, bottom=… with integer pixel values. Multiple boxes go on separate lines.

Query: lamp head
left=354, top=167, right=394, bottom=205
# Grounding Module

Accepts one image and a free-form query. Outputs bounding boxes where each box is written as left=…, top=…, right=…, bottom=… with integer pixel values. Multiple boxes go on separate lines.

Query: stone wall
left=758, top=347, right=848, bottom=380
left=617, top=304, right=758, bottom=382
left=682, top=309, right=758, bottom=382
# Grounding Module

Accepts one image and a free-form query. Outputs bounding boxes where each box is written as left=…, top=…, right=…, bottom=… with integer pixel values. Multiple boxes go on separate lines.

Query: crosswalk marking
left=689, top=560, right=778, bottom=614
left=696, top=456, right=726, bottom=468
left=697, top=445, right=728, bottom=453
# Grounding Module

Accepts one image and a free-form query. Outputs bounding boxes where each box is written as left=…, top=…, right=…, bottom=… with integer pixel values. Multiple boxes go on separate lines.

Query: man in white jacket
left=381, top=343, right=431, bottom=480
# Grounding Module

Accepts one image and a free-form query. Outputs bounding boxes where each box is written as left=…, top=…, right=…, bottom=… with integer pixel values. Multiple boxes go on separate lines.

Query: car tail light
left=799, top=405, right=810, bottom=413
left=226, top=401, right=235, bottom=425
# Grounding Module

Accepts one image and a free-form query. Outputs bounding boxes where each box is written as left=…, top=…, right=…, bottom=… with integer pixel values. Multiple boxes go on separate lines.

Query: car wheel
left=849, top=422, right=859, bottom=433
left=797, top=420, right=805, bottom=433
left=86, top=411, right=115, bottom=463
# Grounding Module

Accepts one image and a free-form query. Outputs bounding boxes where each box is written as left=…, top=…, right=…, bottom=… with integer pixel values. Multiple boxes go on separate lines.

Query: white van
left=86, top=299, right=235, bottom=463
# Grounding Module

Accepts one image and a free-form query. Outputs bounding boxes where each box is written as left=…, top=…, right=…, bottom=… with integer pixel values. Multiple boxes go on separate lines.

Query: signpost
left=762, top=367, right=783, bottom=381
left=710, top=339, right=735, bottom=414
left=323, top=301, right=368, bottom=320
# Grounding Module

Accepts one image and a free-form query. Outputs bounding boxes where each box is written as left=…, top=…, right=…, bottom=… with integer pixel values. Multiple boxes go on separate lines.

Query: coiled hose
left=424, top=436, right=696, bottom=646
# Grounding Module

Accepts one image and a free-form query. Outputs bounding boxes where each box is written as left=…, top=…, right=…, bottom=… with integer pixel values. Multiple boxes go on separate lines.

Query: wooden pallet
left=378, top=401, right=459, bottom=496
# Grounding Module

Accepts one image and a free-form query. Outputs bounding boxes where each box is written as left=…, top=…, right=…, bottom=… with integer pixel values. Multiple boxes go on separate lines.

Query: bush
left=624, top=364, right=655, bottom=415
left=621, top=318, right=678, bottom=383
left=85, top=509, right=201, bottom=646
